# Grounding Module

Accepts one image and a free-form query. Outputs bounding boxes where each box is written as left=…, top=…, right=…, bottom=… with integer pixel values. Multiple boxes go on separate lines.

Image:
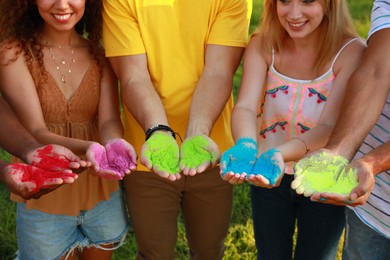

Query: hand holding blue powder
left=220, top=137, right=257, bottom=177
left=250, top=148, right=284, bottom=185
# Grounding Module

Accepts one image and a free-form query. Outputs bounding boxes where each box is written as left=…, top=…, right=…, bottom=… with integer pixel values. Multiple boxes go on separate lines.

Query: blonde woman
left=221, top=0, right=366, bottom=258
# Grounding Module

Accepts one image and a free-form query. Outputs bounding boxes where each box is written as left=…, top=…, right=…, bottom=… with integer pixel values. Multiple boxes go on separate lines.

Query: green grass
left=0, top=0, right=372, bottom=259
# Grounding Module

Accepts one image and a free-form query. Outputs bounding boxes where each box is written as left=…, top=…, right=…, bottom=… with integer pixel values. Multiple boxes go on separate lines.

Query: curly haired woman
left=0, top=1, right=136, bottom=259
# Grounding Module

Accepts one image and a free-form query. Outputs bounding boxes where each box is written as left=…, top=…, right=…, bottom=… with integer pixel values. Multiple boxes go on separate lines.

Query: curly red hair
left=0, top=0, right=104, bottom=69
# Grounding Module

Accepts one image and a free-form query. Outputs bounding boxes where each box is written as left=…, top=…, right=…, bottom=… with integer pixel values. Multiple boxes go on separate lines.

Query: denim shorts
left=15, top=189, right=130, bottom=260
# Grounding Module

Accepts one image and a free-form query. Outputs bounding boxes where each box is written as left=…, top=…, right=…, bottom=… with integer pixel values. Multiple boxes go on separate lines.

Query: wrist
left=236, top=137, right=257, bottom=148
left=145, top=124, right=176, bottom=141
left=355, top=155, right=376, bottom=175
left=291, top=137, right=310, bottom=155
left=23, top=143, right=44, bottom=164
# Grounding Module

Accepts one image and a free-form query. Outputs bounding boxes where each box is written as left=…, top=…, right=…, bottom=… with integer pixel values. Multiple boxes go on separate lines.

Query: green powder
left=144, top=133, right=179, bottom=174
left=294, top=152, right=358, bottom=195
left=180, top=136, right=218, bottom=168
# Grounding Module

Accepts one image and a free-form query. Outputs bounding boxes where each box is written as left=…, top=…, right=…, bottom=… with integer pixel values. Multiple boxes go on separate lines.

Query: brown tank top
left=11, top=58, right=119, bottom=216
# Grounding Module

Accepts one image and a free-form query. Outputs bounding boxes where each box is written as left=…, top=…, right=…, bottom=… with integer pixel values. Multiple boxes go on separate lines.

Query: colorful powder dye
left=293, top=152, right=358, bottom=196
left=11, top=164, right=76, bottom=192
left=90, top=140, right=136, bottom=179
left=31, top=145, right=71, bottom=171
left=251, top=148, right=282, bottom=185
left=180, top=136, right=218, bottom=169
left=220, top=137, right=257, bottom=176
left=143, top=133, right=179, bottom=174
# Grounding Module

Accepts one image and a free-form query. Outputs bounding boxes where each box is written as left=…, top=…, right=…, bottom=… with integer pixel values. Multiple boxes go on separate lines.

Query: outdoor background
left=0, top=0, right=373, bottom=259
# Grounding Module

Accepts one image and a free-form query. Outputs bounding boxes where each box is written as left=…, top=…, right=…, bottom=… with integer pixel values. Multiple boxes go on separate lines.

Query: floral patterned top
left=257, top=38, right=358, bottom=174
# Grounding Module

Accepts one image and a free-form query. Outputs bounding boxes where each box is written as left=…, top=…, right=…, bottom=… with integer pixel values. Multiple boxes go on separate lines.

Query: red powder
left=32, top=145, right=71, bottom=171
left=12, top=164, right=76, bottom=191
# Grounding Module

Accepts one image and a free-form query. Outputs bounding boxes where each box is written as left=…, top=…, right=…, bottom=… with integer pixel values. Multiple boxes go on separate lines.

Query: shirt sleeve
left=102, top=0, right=146, bottom=57
left=368, top=0, right=390, bottom=41
left=207, top=0, right=252, bottom=47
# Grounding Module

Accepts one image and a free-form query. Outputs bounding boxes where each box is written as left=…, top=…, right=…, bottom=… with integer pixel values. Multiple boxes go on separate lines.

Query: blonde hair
left=256, top=0, right=358, bottom=76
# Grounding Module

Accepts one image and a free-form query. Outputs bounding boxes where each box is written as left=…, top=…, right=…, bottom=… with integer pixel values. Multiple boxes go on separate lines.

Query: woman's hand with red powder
left=2, top=163, right=78, bottom=200
left=27, top=144, right=90, bottom=173
left=86, top=139, right=137, bottom=180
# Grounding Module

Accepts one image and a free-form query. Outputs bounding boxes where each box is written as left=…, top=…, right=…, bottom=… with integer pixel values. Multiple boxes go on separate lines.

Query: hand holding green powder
left=292, top=152, right=359, bottom=197
left=180, top=135, right=219, bottom=176
left=141, top=132, right=180, bottom=181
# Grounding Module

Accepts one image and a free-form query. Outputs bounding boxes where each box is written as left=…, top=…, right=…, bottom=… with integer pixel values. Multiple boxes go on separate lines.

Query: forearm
left=278, top=124, right=333, bottom=162
left=231, top=106, right=258, bottom=142
left=33, top=130, right=92, bottom=156
left=98, top=119, right=124, bottom=144
left=186, top=73, right=233, bottom=137
left=355, top=141, right=390, bottom=175
left=186, top=45, right=244, bottom=137
left=108, top=55, right=170, bottom=132
left=0, top=98, right=42, bottom=162
left=327, top=30, right=390, bottom=159
left=327, top=69, right=388, bottom=159
left=122, top=78, right=169, bottom=131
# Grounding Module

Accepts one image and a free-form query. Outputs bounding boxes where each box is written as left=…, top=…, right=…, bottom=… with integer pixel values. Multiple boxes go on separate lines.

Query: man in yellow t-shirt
left=103, top=0, right=251, bottom=258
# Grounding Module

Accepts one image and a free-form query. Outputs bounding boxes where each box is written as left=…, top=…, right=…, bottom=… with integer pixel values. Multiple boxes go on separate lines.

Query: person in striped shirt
left=298, top=1, right=390, bottom=259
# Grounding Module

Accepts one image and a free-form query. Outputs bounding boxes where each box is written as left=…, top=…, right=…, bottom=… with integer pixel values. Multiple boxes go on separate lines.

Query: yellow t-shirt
left=103, top=0, right=252, bottom=171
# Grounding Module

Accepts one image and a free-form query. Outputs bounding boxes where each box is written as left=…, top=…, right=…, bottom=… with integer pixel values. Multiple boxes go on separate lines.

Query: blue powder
left=251, top=148, right=282, bottom=185
left=220, top=137, right=257, bottom=176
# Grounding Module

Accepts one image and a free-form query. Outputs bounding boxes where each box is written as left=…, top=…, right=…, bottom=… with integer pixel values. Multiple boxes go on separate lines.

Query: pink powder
left=91, top=141, right=135, bottom=177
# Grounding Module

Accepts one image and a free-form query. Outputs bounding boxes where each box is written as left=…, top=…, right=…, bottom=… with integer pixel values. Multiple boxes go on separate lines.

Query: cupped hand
left=86, top=139, right=137, bottom=180
left=28, top=144, right=90, bottom=173
left=292, top=151, right=357, bottom=197
left=3, top=163, right=78, bottom=200
left=247, top=148, right=284, bottom=188
left=220, top=137, right=257, bottom=181
left=310, top=159, right=374, bottom=206
left=179, top=135, right=220, bottom=176
left=141, top=132, right=181, bottom=181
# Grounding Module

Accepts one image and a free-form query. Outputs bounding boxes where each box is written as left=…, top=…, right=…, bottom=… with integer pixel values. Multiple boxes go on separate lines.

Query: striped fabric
left=350, top=0, right=390, bottom=240
left=351, top=93, right=390, bottom=239
left=369, top=0, right=390, bottom=37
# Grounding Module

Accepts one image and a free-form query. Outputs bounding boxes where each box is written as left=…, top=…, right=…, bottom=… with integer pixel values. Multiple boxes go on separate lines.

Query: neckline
left=45, top=63, right=93, bottom=103
left=269, top=64, right=334, bottom=83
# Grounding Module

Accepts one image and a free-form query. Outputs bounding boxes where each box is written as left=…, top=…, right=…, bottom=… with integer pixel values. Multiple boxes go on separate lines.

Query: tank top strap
left=271, top=48, right=275, bottom=66
left=330, top=38, right=359, bottom=68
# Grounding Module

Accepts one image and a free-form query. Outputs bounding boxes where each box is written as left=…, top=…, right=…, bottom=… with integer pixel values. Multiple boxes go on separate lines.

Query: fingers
left=49, top=144, right=81, bottom=162
left=87, top=139, right=138, bottom=179
left=179, top=135, right=220, bottom=176
left=221, top=171, right=246, bottom=184
left=246, top=174, right=271, bottom=188
left=152, top=166, right=181, bottom=181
